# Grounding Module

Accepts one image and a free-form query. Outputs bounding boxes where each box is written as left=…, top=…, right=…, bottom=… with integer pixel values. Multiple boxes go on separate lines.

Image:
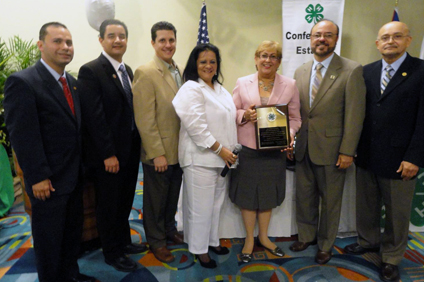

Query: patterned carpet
left=1, top=168, right=424, bottom=281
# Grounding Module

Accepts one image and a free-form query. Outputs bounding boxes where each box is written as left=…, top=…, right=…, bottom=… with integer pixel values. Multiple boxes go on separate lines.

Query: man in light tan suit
left=289, top=19, right=366, bottom=264
left=132, top=21, right=183, bottom=263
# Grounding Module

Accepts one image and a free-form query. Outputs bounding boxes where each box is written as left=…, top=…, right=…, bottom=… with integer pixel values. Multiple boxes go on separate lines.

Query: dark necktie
left=118, top=65, right=134, bottom=129
left=58, top=76, right=75, bottom=115
left=312, top=63, right=323, bottom=102
left=118, top=65, right=133, bottom=109
left=381, top=65, right=393, bottom=95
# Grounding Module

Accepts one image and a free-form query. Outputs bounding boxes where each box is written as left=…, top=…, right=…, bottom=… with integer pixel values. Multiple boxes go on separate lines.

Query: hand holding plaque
left=255, top=104, right=290, bottom=150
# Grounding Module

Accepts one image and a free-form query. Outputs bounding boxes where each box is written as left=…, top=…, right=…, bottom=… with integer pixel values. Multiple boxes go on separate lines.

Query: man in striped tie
left=290, top=19, right=366, bottom=265
left=345, top=21, right=424, bottom=282
left=78, top=19, right=146, bottom=273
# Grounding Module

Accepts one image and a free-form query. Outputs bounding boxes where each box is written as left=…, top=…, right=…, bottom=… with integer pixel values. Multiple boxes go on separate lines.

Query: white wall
left=1, top=0, right=423, bottom=91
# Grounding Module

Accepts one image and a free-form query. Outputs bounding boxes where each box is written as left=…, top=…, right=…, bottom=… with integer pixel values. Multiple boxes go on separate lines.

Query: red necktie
left=59, top=76, right=75, bottom=115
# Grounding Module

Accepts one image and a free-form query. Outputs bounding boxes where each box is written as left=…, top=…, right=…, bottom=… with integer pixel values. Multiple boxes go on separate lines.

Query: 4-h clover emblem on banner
left=305, top=4, right=324, bottom=24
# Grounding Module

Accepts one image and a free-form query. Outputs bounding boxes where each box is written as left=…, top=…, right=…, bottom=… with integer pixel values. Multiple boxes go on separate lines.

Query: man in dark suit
left=289, top=19, right=366, bottom=264
left=78, top=19, right=146, bottom=272
left=4, top=22, right=95, bottom=282
left=344, top=21, right=424, bottom=282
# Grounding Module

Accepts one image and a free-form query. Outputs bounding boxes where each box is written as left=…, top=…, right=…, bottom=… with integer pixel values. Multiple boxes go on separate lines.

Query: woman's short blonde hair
left=255, top=41, right=282, bottom=59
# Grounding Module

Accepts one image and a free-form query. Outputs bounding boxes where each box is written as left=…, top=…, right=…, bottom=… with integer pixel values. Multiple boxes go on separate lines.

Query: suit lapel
left=300, top=61, right=313, bottom=112
left=381, top=54, right=413, bottom=100
left=153, top=56, right=178, bottom=94
left=368, top=61, right=383, bottom=99
left=66, top=74, right=81, bottom=127
left=247, top=73, right=261, bottom=106
left=35, top=61, right=76, bottom=120
left=311, top=54, right=341, bottom=111
left=126, top=63, right=134, bottom=81
left=268, top=74, right=286, bottom=105
left=99, top=54, right=127, bottom=98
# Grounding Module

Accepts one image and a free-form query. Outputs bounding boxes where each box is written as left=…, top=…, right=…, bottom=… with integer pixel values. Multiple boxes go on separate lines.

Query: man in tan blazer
left=289, top=19, right=366, bottom=264
left=132, top=21, right=183, bottom=263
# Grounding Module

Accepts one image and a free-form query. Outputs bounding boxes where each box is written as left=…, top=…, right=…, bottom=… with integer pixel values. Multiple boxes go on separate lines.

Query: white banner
left=282, top=0, right=345, bottom=77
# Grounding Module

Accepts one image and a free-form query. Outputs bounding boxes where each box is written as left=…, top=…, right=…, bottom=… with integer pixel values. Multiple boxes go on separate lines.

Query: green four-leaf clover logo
left=305, top=4, right=324, bottom=24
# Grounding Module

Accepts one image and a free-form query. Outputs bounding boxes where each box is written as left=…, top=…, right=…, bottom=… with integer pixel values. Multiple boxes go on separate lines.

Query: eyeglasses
left=378, top=34, right=409, bottom=43
left=259, top=54, right=280, bottom=61
left=311, top=33, right=337, bottom=40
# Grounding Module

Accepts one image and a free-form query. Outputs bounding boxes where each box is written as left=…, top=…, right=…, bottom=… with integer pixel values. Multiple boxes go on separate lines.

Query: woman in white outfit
left=172, top=43, right=237, bottom=269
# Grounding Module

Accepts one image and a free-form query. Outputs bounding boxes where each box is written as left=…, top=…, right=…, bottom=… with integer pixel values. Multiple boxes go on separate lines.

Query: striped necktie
left=381, top=65, right=393, bottom=95
left=312, top=63, right=323, bottom=102
left=118, top=65, right=134, bottom=129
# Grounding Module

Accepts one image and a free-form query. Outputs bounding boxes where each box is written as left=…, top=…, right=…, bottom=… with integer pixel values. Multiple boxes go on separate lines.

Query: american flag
left=197, top=3, right=209, bottom=45
left=392, top=6, right=399, bottom=21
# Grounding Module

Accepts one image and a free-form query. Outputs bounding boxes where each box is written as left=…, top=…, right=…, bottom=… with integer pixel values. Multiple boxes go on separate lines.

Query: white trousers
left=182, top=165, right=228, bottom=254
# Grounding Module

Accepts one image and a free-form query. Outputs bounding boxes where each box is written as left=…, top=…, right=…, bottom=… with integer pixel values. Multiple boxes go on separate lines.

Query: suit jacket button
left=377, top=103, right=380, bottom=107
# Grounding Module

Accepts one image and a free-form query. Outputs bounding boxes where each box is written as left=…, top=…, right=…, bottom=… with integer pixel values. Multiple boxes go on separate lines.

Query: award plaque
left=255, top=104, right=290, bottom=150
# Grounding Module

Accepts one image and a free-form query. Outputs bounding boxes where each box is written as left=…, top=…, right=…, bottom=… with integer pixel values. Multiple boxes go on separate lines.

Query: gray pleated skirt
left=229, top=145, right=286, bottom=210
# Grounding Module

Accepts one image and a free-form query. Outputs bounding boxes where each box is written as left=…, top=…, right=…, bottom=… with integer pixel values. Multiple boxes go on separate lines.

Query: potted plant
left=0, top=37, right=40, bottom=216
left=0, top=36, right=40, bottom=170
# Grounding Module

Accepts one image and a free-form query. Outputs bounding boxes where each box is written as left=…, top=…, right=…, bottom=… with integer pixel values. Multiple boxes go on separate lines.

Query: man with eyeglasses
left=289, top=19, right=366, bottom=265
left=345, top=21, right=424, bottom=282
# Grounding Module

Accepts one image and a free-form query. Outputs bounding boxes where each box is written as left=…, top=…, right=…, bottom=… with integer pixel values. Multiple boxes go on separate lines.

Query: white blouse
left=172, top=79, right=237, bottom=168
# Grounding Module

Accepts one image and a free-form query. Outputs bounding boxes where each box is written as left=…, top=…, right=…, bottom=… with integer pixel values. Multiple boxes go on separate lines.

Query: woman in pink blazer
left=230, top=41, right=301, bottom=262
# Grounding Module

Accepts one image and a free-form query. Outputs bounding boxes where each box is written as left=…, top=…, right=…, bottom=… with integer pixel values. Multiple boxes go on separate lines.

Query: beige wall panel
left=0, top=0, right=422, bottom=91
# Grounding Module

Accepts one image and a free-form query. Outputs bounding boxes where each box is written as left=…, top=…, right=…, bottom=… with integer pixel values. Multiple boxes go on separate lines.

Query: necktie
left=174, top=68, right=182, bottom=89
left=311, top=63, right=323, bottom=102
left=118, top=65, right=135, bottom=129
left=118, top=65, right=133, bottom=109
left=58, top=76, right=75, bottom=115
left=169, top=65, right=182, bottom=89
left=381, top=65, right=393, bottom=94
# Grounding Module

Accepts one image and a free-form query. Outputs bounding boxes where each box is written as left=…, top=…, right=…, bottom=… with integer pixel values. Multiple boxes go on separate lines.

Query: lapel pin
left=402, top=72, right=407, bottom=76
left=73, top=86, right=77, bottom=90
left=330, top=75, right=335, bottom=80
left=113, top=74, right=117, bottom=79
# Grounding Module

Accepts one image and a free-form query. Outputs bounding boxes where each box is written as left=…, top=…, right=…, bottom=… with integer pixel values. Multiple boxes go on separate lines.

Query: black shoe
left=344, top=243, right=379, bottom=255
left=195, top=254, right=217, bottom=268
left=123, top=243, right=148, bottom=254
left=380, top=263, right=400, bottom=282
left=257, top=240, right=285, bottom=257
left=105, top=255, right=137, bottom=272
left=209, top=246, right=229, bottom=255
left=64, top=273, right=96, bottom=282
left=240, top=252, right=253, bottom=263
